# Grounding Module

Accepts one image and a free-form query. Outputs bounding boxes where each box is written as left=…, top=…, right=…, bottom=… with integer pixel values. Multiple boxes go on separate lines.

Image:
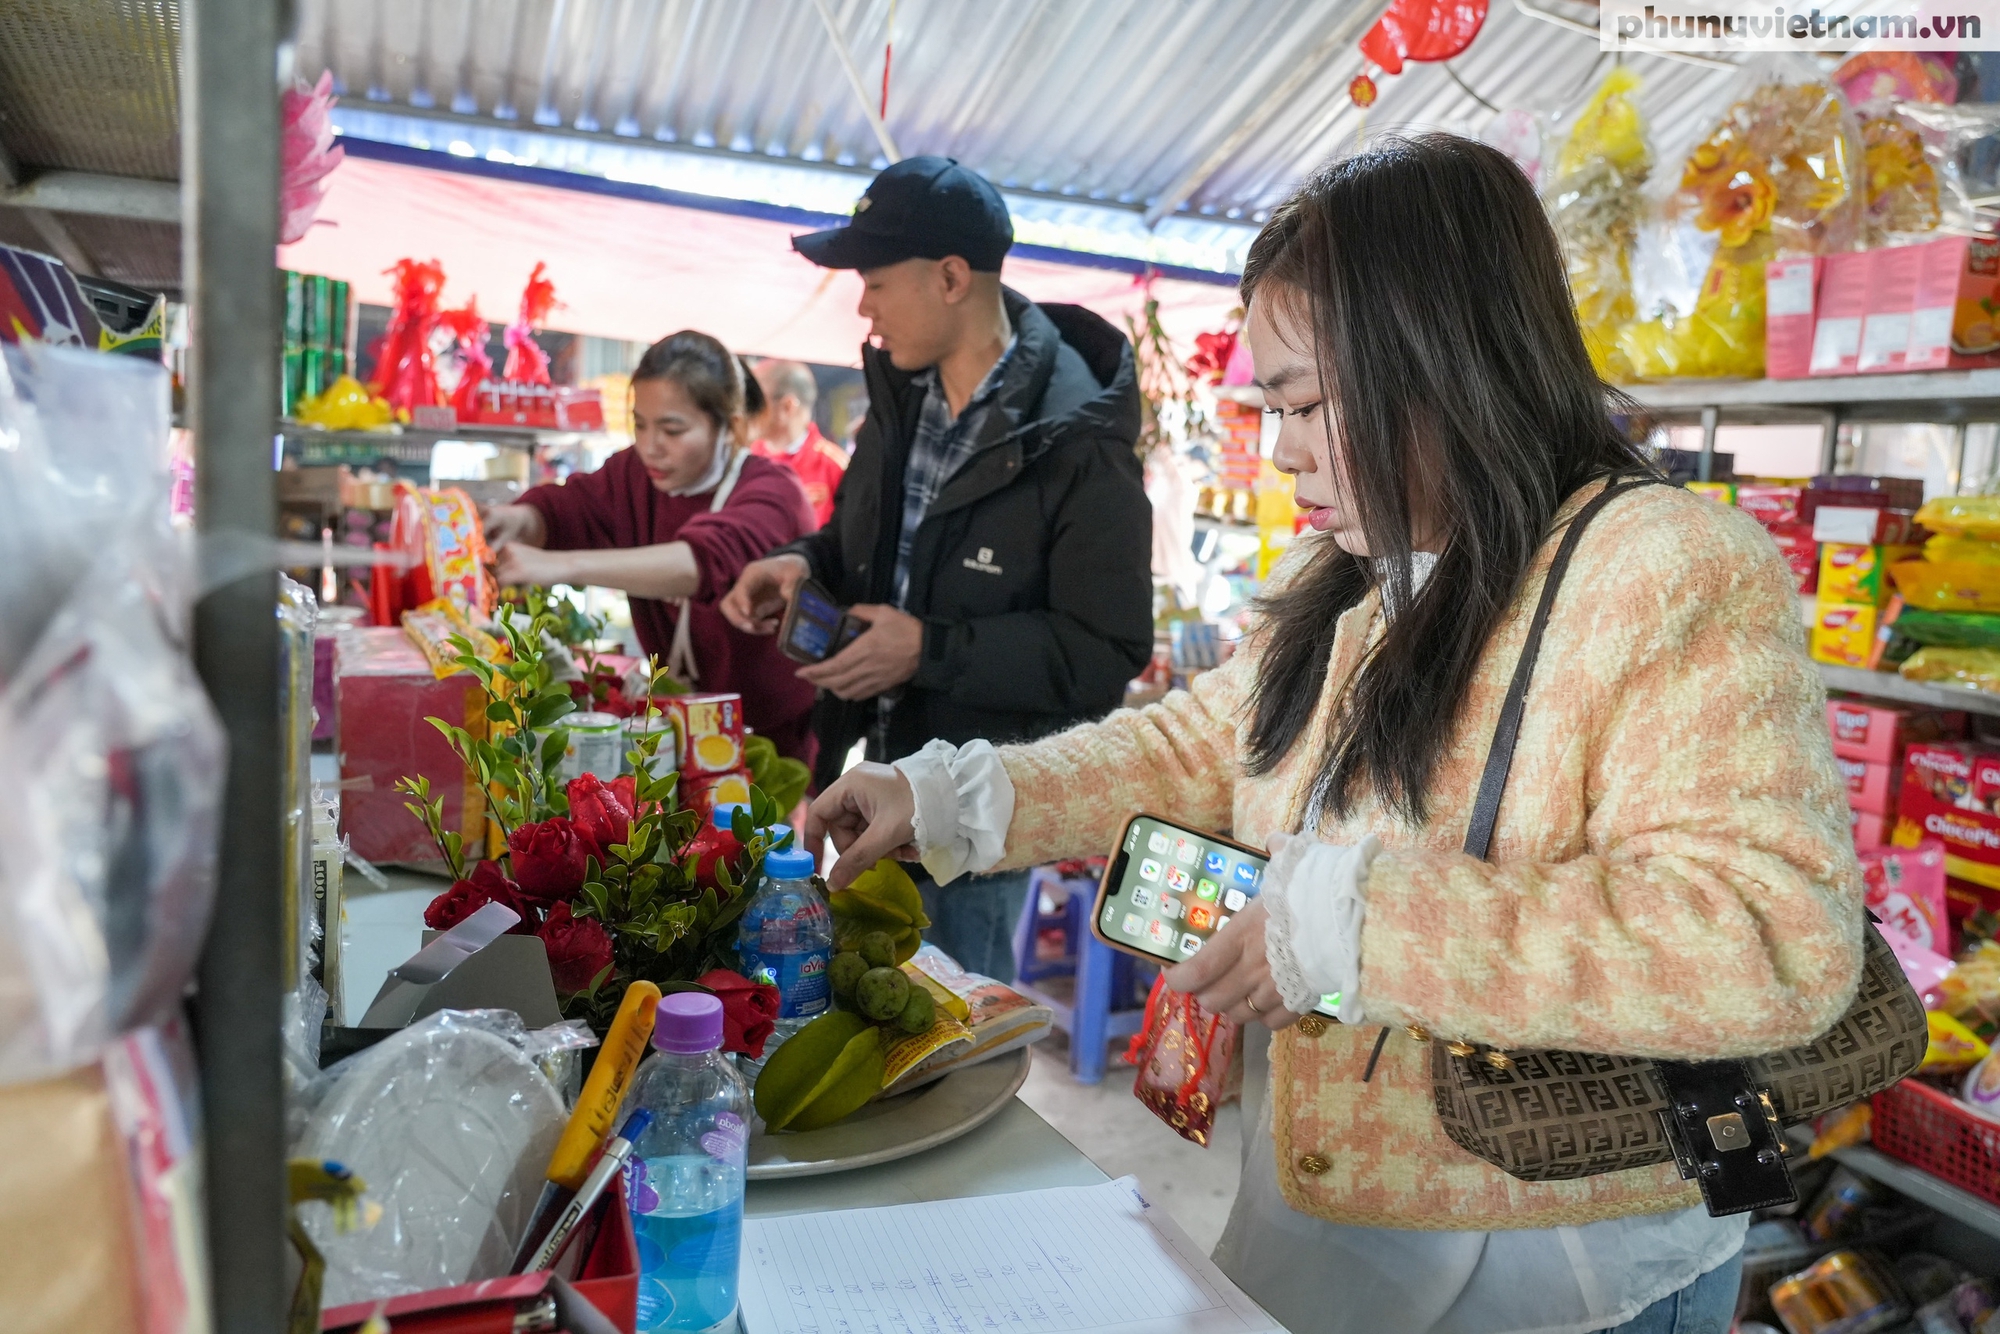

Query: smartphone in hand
left=777, top=578, right=867, bottom=665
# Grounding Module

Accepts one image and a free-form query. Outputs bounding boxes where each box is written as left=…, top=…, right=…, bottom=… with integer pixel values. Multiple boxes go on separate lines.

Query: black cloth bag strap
left=1461, top=476, right=1662, bottom=862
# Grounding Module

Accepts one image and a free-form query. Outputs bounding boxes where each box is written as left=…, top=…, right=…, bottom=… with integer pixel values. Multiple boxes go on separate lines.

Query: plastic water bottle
left=626, top=993, right=751, bottom=1334
left=736, top=845, right=832, bottom=1062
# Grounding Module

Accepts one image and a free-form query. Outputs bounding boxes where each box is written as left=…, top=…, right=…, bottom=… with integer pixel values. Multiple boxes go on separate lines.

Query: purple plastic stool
left=1009, top=866, right=1154, bottom=1084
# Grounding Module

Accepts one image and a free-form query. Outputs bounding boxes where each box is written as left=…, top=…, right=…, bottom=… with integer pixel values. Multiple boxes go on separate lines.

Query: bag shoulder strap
left=1462, top=475, right=1665, bottom=861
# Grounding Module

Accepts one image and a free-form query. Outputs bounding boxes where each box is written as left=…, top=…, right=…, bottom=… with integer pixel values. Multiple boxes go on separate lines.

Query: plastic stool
left=1010, top=866, right=1154, bottom=1084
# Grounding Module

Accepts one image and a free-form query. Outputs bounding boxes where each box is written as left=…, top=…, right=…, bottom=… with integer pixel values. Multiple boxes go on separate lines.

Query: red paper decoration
left=438, top=298, right=494, bottom=420
left=1349, top=74, right=1379, bottom=108
left=502, top=262, right=558, bottom=387
left=370, top=258, right=447, bottom=413
left=1358, top=0, right=1488, bottom=76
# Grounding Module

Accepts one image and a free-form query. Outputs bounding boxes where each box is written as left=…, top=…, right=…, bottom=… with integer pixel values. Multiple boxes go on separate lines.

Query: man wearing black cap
left=721, top=156, right=1152, bottom=981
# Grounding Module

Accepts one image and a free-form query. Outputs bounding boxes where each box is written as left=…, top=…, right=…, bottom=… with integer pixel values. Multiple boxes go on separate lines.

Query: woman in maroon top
left=485, top=331, right=818, bottom=766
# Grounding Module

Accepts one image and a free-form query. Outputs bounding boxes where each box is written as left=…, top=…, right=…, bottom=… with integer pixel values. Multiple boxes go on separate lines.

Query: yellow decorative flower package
left=1544, top=67, right=1652, bottom=382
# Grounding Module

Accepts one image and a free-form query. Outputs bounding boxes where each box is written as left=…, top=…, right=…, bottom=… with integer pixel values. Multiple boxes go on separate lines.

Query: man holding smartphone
left=720, top=156, right=1152, bottom=980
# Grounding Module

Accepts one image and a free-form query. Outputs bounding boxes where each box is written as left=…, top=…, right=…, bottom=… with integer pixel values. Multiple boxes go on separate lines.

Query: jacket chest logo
left=963, top=546, right=1003, bottom=575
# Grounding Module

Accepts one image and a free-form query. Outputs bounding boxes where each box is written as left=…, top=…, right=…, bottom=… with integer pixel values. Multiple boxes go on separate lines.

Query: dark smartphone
left=778, top=578, right=866, bottom=665
left=1091, top=812, right=1340, bottom=1018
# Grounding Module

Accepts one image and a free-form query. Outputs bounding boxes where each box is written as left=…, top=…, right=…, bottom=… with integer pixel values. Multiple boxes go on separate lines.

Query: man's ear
left=936, top=255, right=974, bottom=306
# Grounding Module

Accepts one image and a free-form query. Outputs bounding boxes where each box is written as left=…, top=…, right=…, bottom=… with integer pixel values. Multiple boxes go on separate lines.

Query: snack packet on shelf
left=1890, top=558, right=2000, bottom=613
left=1918, top=495, right=2000, bottom=541
left=1900, top=645, right=2000, bottom=693
left=878, top=945, right=1055, bottom=1096
left=1622, top=56, right=1861, bottom=379
left=1544, top=67, right=1652, bottom=382
left=1923, top=1009, right=1990, bottom=1069
left=400, top=597, right=505, bottom=679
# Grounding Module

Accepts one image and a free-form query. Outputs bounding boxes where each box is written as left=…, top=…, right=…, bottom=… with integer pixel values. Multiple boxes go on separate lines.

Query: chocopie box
left=1767, top=523, right=1818, bottom=594
left=1894, top=742, right=2000, bottom=890
left=1837, top=756, right=1899, bottom=816
left=1737, top=484, right=1806, bottom=529
left=669, top=693, right=745, bottom=775
left=1826, top=699, right=1966, bottom=764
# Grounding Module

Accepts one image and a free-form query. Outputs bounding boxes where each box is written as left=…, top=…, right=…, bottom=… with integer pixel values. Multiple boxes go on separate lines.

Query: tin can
left=304, top=273, right=332, bottom=351
left=668, top=693, right=745, bottom=775
left=282, top=348, right=306, bottom=417
left=301, top=348, right=326, bottom=403
left=560, top=711, right=626, bottom=782
left=625, top=713, right=680, bottom=779
left=283, top=269, right=305, bottom=348
left=330, top=279, right=351, bottom=369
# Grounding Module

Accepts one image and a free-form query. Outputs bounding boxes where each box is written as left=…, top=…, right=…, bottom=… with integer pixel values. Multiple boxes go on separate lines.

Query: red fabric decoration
left=1358, top=0, right=1487, bottom=76
left=1349, top=74, right=1379, bottom=108
left=438, top=298, right=493, bottom=420
left=370, top=258, right=448, bottom=413
left=502, top=262, right=558, bottom=386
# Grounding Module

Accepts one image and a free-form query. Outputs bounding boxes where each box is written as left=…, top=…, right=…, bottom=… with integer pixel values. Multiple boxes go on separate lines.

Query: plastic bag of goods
left=1623, top=57, right=1862, bottom=379
left=1544, top=67, right=1652, bottom=382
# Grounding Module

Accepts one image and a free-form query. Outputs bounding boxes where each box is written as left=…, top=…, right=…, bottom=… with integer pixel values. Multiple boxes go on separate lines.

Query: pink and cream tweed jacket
left=993, top=480, right=1864, bottom=1231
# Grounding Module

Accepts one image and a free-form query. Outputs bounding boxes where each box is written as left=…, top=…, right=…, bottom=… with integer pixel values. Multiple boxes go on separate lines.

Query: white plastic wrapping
left=294, top=1010, right=595, bottom=1304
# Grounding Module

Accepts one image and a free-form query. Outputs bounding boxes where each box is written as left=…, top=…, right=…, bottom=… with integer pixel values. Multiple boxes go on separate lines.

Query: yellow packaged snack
left=1900, top=646, right=2000, bottom=694
left=1924, top=1010, right=1991, bottom=1069
left=1926, top=534, right=2000, bottom=566
left=1918, top=495, right=2000, bottom=540
left=400, top=597, right=505, bottom=679
left=1810, top=603, right=1879, bottom=667
left=1820, top=543, right=1921, bottom=606
left=1890, top=559, right=2000, bottom=613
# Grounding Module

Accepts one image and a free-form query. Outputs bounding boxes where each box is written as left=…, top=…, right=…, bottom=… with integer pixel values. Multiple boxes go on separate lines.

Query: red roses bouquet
left=396, top=591, right=786, bottom=1053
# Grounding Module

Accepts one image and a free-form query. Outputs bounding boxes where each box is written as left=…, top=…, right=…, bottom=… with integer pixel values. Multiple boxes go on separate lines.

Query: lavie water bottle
left=625, top=992, right=751, bottom=1333
left=735, top=846, right=831, bottom=1064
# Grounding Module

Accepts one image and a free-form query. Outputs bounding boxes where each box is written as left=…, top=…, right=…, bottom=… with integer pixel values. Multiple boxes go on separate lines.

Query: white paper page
left=740, top=1176, right=1284, bottom=1334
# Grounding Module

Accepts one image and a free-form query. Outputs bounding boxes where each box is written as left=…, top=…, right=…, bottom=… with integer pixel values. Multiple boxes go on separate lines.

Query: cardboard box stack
left=1734, top=482, right=1815, bottom=594
left=1831, top=699, right=1964, bottom=851
left=1805, top=476, right=1927, bottom=668
left=1767, top=235, right=2000, bottom=380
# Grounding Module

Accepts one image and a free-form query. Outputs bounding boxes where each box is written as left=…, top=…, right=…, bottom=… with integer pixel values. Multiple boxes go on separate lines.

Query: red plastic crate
left=1872, top=1078, right=2000, bottom=1205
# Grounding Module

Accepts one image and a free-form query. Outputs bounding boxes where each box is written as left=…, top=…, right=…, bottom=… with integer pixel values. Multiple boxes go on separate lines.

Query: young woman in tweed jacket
left=807, top=135, right=1863, bottom=1334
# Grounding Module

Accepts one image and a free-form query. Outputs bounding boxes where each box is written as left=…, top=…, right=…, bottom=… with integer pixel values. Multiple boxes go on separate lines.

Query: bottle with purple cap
left=624, top=992, right=751, bottom=1333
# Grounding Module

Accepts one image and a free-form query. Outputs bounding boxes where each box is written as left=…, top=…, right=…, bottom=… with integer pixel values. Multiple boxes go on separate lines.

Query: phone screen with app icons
left=1097, top=816, right=1339, bottom=1018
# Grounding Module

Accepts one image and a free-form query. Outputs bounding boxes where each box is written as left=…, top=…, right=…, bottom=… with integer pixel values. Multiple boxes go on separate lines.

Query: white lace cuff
left=1260, top=834, right=1380, bottom=1023
left=891, top=739, right=1016, bottom=885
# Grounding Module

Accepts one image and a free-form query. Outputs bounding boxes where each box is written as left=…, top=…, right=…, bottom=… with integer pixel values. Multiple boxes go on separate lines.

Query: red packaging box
left=1906, top=234, right=2000, bottom=371
left=1810, top=507, right=1923, bottom=546
left=1765, top=257, right=1821, bottom=379
left=1859, top=840, right=1950, bottom=954
left=1826, top=699, right=1967, bottom=764
left=1809, top=251, right=1872, bottom=376
left=1894, top=742, right=2000, bottom=890
left=337, top=627, right=488, bottom=867
left=668, top=693, right=745, bottom=775
left=1839, top=756, right=1900, bottom=815
left=1858, top=242, right=1922, bottom=373
left=1737, top=484, right=1805, bottom=528
left=1853, top=807, right=1890, bottom=851
left=1767, top=522, right=1819, bottom=594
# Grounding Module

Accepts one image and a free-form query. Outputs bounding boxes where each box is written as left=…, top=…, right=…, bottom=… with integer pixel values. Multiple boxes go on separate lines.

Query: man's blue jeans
left=1597, top=1251, right=1741, bottom=1334
left=916, top=867, right=1031, bottom=984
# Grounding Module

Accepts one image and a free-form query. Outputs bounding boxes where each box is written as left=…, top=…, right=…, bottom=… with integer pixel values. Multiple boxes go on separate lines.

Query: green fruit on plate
left=895, top=987, right=936, bottom=1035
left=855, top=966, right=911, bottom=1022
left=855, top=931, right=898, bottom=969
left=753, top=1010, right=885, bottom=1132
left=828, top=951, right=868, bottom=1002
left=828, top=860, right=931, bottom=964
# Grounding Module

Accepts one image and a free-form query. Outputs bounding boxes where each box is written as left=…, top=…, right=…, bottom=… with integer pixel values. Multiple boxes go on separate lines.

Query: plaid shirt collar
left=891, top=330, right=1017, bottom=607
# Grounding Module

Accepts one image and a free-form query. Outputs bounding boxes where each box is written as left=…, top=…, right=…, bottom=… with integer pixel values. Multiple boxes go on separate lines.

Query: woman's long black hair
left=1241, top=133, right=1652, bottom=826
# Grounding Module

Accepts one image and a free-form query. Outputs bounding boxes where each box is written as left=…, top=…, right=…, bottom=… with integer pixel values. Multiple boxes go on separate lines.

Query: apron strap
left=666, top=446, right=749, bottom=686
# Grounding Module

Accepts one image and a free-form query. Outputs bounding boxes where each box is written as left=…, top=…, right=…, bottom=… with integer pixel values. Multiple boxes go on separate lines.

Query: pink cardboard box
left=1765, top=257, right=1820, bottom=379
left=1858, top=242, right=1922, bottom=373
left=1809, top=251, right=1871, bottom=376
left=1827, top=699, right=1966, bottom=765
left=337, top=627, right=489, bottom=867
left=1838, top=756, right=1899, bottom=816
left=1852, top=808, right=1890, bottom=851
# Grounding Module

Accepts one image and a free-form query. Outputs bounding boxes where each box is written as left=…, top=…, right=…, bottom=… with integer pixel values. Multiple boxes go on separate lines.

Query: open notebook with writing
left=740, top=1177, right=1283, bottom=1334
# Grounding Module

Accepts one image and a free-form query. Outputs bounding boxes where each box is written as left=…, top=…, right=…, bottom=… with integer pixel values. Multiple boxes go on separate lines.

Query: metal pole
left=1697, top=404, right=1718, bottom=483
left=185, top=0, right=288, bottom=1328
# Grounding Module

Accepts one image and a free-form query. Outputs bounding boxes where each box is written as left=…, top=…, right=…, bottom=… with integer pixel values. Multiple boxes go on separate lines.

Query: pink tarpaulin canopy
left=277, top=154, right=1241, bottom=370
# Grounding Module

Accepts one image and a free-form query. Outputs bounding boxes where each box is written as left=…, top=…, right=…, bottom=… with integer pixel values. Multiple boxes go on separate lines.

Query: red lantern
left=1349, top=74, right=1379, bottom=108
left=1358, top=0, right=1488, bottom=76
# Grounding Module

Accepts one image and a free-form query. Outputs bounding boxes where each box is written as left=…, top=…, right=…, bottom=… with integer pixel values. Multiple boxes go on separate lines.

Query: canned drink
left=560, top=712, right=625, bottom=782
left=625, top=714, right=680, bottom=778
left=301, top=348, right=325, bottom=403
left=1769, top=1250, right=1904, bottom=1334
left=330, top=279, right=351, bottom=366
left=305, top=274, right=332, bottom=351
left=283, top=270, right=305, bottom=348
left=282, top=348, right=306, bottom=417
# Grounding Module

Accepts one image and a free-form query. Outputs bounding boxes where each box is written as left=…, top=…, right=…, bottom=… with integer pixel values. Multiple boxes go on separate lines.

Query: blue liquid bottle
left=736, top=845, right=831, bottom=1064
left=626, top=992, right=751, bottom=1333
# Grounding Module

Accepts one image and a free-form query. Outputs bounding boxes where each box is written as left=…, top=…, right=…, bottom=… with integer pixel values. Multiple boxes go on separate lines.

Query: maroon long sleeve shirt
left=520, top=447, right=818, bottom=767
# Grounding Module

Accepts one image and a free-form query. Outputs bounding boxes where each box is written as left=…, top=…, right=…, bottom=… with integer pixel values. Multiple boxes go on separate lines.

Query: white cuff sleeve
left=1261, top=833, right=1380, bottom=1023
left=891, top=739, right=1016, bottom=885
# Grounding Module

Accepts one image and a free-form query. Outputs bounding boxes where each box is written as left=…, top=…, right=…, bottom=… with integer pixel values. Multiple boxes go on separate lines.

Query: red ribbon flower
left=424, top=859, right=532, bottom=932
left=508, top=817, right=591, bottom=902
left=538, top=902, right=616, bottom=995
left=566, top=773, right=634, bottom=864
left=696, top=968, right=781, bottom=1059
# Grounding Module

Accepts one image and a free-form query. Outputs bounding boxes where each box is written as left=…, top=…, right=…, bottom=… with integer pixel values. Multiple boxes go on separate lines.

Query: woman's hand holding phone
left=807, top=762, right=922, bottom=890
left=1164, top=896, right=1300, bottom=1030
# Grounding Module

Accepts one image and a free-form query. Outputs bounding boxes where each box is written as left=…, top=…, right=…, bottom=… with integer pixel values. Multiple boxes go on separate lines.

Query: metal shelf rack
left=1820, top=663, right=2000, bottom=718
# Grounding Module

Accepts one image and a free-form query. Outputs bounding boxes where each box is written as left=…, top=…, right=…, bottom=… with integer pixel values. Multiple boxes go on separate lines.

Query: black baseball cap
left=792, top=156, right=1014, bottom=273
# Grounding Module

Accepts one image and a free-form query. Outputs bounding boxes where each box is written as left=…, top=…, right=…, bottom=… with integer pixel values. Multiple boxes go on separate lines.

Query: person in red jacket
left=484, top=331, right=818, bottom=766
left=749, top=358, right=848, bottom=529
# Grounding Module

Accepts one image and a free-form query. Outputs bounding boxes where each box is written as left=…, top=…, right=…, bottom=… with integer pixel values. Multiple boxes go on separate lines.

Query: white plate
left=747, top=1047, right=1032, bottom=1179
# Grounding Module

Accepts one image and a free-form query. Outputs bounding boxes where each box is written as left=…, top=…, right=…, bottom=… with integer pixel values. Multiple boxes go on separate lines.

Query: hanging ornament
left=370, top=258, right=448, bottom=414
left=1349, top=73, right=1379, bottom=108
left=1357, top=0, right=1488, bottom=77
left=437, top=298, right=494, bottom=420
left=501, top=263, right=558, bottom=387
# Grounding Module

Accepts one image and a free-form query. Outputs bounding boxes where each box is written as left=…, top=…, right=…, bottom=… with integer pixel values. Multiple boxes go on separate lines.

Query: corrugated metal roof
left=294, top=0, right=1744, bottom=224
left=0, top=0, right=180, bottom=180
